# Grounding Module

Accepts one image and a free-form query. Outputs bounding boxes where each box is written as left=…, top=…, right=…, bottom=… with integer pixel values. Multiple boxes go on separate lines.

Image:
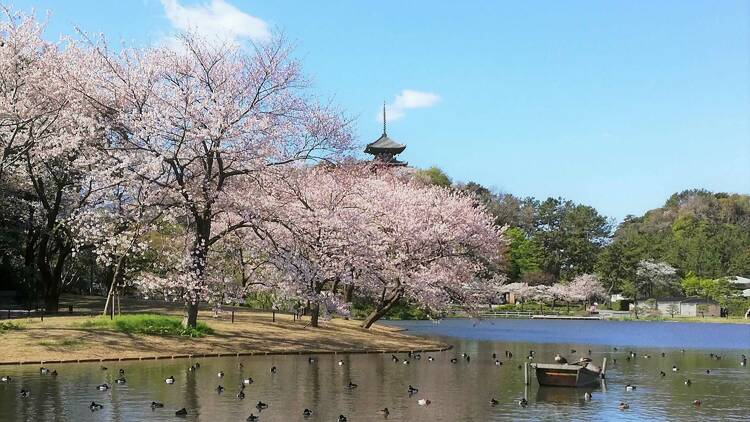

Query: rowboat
left=530, top=359, right=605, bottom=388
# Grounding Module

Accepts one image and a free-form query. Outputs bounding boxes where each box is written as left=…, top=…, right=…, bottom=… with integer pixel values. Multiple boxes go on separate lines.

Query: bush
left=81, top=314, right=213, bottom=337
left=0, top=321, right=23, bottom=333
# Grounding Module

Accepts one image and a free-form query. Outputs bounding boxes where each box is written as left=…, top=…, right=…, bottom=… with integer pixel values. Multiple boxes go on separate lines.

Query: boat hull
left=532, top=363, right=601, bottom=388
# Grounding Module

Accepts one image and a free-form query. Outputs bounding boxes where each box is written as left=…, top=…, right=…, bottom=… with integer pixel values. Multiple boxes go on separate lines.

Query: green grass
left=81, top=314, right=213, bottom=337
left=38, top=338, right=86, bottom=348
left=0, top=321, right=23, bottom=333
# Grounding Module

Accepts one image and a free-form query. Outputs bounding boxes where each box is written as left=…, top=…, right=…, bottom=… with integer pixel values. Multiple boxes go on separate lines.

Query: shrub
left=0, top=321, right=23, bottom=333
left=81, top=314, right=213, bottom=337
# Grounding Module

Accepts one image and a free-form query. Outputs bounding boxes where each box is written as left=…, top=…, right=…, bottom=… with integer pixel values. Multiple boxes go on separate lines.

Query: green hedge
left=81, top=314, right=212, bottom=337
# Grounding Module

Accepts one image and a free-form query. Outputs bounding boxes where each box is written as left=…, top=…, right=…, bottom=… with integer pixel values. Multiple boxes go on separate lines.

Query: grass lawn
left=81, top=314, right=212, bottom=337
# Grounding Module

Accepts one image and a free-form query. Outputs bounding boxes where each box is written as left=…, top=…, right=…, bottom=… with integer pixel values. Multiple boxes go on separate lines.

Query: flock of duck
left=1, top=350, right=747, bottom=419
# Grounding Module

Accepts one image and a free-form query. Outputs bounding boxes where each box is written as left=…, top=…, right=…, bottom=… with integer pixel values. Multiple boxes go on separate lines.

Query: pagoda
left=364, top=104, right=407, bottom=166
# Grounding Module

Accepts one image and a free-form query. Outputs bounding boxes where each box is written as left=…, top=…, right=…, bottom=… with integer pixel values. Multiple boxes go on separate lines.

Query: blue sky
left=14, top=0, right=750, bottom=221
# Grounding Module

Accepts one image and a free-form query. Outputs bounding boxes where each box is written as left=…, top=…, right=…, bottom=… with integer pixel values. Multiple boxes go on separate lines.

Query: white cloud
left=379, top=89, right=441, bottom=122
left=160, top=0, right=270, bottom=43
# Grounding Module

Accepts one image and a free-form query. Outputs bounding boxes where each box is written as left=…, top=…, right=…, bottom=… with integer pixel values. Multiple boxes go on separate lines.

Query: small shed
left=654, top=296, right=720, bottom=317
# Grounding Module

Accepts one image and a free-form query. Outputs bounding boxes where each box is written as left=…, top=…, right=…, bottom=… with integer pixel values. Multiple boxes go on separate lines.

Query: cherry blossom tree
left=567, top=273, right=606, bottom=304
left=69, top=32, right=353, bottom=327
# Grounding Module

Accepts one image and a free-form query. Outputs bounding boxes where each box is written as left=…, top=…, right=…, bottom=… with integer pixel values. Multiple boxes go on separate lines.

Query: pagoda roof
left=364, top=133, right=406, bottom=154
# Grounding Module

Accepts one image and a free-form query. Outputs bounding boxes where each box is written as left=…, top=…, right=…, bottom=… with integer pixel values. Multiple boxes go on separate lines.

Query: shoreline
left=1, top=307, right=451, bottom=366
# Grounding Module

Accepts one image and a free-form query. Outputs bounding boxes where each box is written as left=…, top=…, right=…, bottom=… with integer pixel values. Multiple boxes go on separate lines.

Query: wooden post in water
left=601, top=357, right=608, bottom=379
left=524, top=362, right=529, bottom=385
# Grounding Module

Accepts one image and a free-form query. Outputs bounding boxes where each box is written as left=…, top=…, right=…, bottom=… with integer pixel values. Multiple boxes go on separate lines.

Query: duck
left=39, top=367, right=49, bottom=374
left=625, top=384, right=636, bottom=391
left=308, top=357, right=316, bottom=364
left=256, top=401, right=268, bottom=410
left=661, top=352, right=666, bottom=357
left=706, top=369, right=711, bottom=374
left=414, top=354, right=421, bottom=360
left=100, top=366, right=108, bottom=371
left=51, top=370, right=58, bottom=376
left=461, top=352, right=468, bottom=358
left=89, top=401, right=104, bottom=411
left=243, top=377, right=254, bottom=385
left=216, top=385, right=225, bottom=394
left=618, top=402, right=629, bottom=410
left=19, top=389, right=30, bottom=398
left=97, top=383, right=110, bottom=391
left=378, top=408, right=390, bottom=416
left=237, top=390, right=245, bottom=399
left=337, top=360, right=344, bottom=366
left=188, top=365, right=196, bottom=372
left=427, top=356, right=434, bottom=362
left=672, top=366, right=679, bottom=372
left=338, top=416, right=347, bottom=422
left=217, top=371, right=225, bottom=378
left=685, top=379, right=692, bottom=386
left=507, top=351, right=513, bottom=358
left=554, top=354, right=568, bottom=364
left=584, top=392, right=592, bottom=401
left=119, top=369, right=125, bottom=375
left=194, top=362, right=200, bottom=368
left=492, top=353, right=497, bottom=359
left=588, top=350, right=592, bottom=355
left=346, top=381, right=358, bottom=389
left=613, top=347, right=618, bottom=351
left=246, top=414, right=259, bottom=422
left=450, top=358, right=458, bottom=364
left=518, top=398, right=528, bottom=407
left=466, top=356, right=471, bottom=363
left=165, top=376, right=175, bottom=384
left=417, top=398, right=431, bottom=406
left=693, top=399, right=702, bottom=406
left=660, top=371, right=666, bottom=377
left=303, top=408, right=313, bottom=417
left=270, top=366, right=277, bottom=374
left=391, top=355, right=399, bottom=362
left=238, top=362, right=244, bottom=369
left=402, top=360, right=410, bottom=365
left=1, top=376, right=10, bottom=382
left=408, top=385, right=419, bottom=394
left=495, top=360, right=502, bottom=366
left=115, top=377, right=126, bottom=384
left=570, top=349, right=577, bottom=354
left=175, top=408, right=188, bottom=416
left=151, top=401, right=164, bottom=408
left=643, top=355, right=651, bottom=359
left=489, top=398, right=499, bottom=406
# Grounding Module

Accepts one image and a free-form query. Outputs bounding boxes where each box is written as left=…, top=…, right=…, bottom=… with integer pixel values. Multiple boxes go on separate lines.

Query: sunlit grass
left=0, top=321, right=23, bottom=333
left=38, top=338, right=86, bottom=348
left=81, top=314, right=213, bottom=337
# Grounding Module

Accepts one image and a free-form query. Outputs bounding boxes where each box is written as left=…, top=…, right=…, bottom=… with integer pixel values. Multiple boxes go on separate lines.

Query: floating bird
left=270, top=366, right=277, bottom=374
left=626, top=356, right=631, bottom=362
left=693, top=399, right=702, bottom=406
left=51, top=370, right=58, bottom=376
left=461, top=353, right=468, bottom=358
left=218, top=371, right=225, bottom=378
left=165, top=376, right=175, bottom=384
left=378, top=408, right=390, bottom=416
left=100, top=366, right=108, bottom=371
left=97, top=383, right=110, bottom=391
left=584, top=392, right=592, bottom=401
left=490, top=398, right=499, bottom=406
left=237, top=390, right=245, bottom=399
left=151, top=401, right=164, bottom=409
left=115, top=377, right=126, bottom=384
left=308, top=357, right=316, bottom=364
left=347, top=381, right=358, bottom=389
left=492, top=353, right=497, bottom=359
left=238, top=363, right=244, bottom=369
left=427, top=356, right=434, bottom=362
left=495, top=360, right=502, bottom=366
left=672, top=366, right=679, bottom=372
left=685, top=379, right=692, bottom=386
left=338, top=415, right=347, bottom=422
left=613, top=359, right=617, bottom=364
left=303, top=408, right=313, bottom=417
left=643, top=355, right=651, bottom=359
left=660, top=371, right=666, bottom=377
left=188, top=365, right=196, bottom=372
left=391, top=355, right=399, bottom=362
left=613, top=347, right=618, bottom=351
left=175, top=408, right=188, bottom=416
left=554, top=354, right=568, bottom=364
left=243, top=378, right=254, bottom=385
left=507, top=351, right=513, bottom=358
left=337, top=360, right=344, bottom=366
left=415, top=354, right=421, bottom=360
left=450, top=358, right=458, bottom=364
left=1, top=376, right=10, bottom=382
left=571, top=349, right=577, bottom=354
left=418, top=398, right=431, bottom=406
left=119, top=369, right=125, bottom=375
left=408, top=385, right=419, bottom=394
left=618, top=402, right=629, bottom=410
left=625, top=384, right=636, bottom=391
left=216, top=385, right=225, bottom=394
left=466, top=356, right=471, bottom=363
left=517, top=398, right=528, bottom=407
left=39, top=367, right=49, bottom=374
left=256, top=401, right=268, bottom=410
left=681, top=349, right=685, bottom=353
left=517, top=365, right=523, bottom=370
left=402, top=360, right=410, bottom=365
left=588, top=350, right=592, bottom=355
left=706, top=369, right=711, bottom=374
left=89, top=401, right=104, bottom=411
left=19, top=389, right=30, bottom=398
left=246, top=414, right=259, bottom=422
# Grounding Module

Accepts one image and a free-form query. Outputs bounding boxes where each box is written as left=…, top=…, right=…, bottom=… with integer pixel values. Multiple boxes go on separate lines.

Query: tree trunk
left=184, top=301, right=199, bottom=328
left=361, top=292, right=402, bottom=329
left=344, top=284, right=354, bottom=302
left=310, top=303, right=320, bottom=328
left=183, top=218, right=211, bottom=328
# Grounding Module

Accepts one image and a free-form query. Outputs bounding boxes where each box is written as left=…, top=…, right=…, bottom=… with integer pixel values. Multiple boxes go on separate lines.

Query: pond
left=1, top=319, right=748, bottom=421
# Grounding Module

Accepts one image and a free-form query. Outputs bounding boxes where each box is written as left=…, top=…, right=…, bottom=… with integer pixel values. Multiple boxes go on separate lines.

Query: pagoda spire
left=382, top=101, right=387, bottom=135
